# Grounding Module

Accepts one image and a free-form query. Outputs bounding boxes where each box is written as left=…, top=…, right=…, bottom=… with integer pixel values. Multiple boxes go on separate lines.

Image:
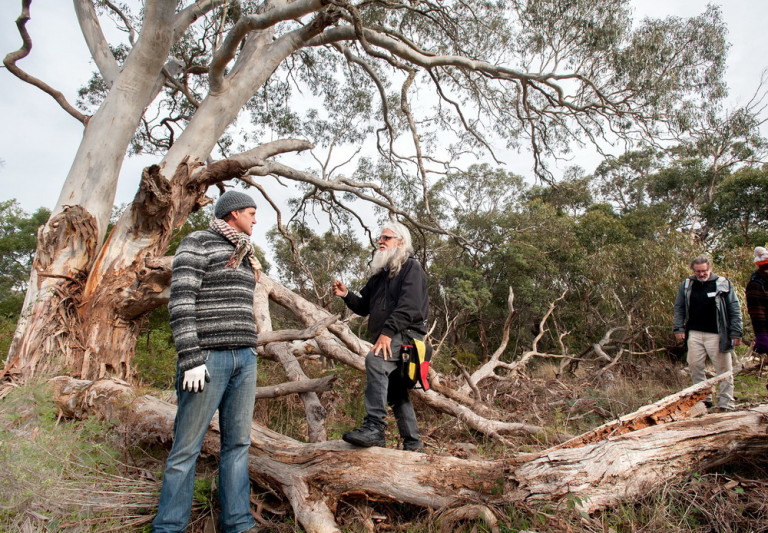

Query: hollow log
left=48, top=376, right=768, bottom=531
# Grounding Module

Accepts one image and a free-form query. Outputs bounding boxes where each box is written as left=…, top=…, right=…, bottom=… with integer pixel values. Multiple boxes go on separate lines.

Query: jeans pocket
left=249, top=347, right=258, bottom=356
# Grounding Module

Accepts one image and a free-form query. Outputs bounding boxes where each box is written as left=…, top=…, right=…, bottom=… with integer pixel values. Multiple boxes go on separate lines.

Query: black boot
left=402, top=438, right=424, bottom=452
left=342, top=423, right=386, bottom=447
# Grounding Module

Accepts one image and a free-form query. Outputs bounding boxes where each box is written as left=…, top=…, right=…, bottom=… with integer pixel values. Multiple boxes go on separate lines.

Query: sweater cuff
left=178, top=351, right=206, bottom=373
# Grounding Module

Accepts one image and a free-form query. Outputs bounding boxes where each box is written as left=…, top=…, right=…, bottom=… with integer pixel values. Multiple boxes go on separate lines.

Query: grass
left=0, top=382, right=162, bottom=532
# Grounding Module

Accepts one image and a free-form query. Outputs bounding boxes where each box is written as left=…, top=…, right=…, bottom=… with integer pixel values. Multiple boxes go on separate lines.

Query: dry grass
left=0, top=381, right=163, bottom=532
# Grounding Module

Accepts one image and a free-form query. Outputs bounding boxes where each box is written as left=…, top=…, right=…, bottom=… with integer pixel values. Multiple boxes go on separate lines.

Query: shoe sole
left=342, top=435, right=386, bottom=447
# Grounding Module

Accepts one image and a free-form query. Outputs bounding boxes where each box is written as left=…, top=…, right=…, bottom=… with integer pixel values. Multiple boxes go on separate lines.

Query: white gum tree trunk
left=8, top=1, right=333, bottom=380
left=5, top=1, right=177, bottom=379
left=6, top=0, right=300, bottom=379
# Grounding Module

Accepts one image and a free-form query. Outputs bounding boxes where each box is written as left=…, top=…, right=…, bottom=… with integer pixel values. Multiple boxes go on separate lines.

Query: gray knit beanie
left=214, top=190, right=257, bottom=219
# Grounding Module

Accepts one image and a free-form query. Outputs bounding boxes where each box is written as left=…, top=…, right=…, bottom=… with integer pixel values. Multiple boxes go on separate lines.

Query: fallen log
left=549, top=372, right=730, bottom=451
left=48, top=376, right=768, bottom=531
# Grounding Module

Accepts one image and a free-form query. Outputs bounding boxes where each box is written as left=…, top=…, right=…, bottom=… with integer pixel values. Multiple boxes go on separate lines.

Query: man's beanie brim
left=214, top=190, right=257, bottom=219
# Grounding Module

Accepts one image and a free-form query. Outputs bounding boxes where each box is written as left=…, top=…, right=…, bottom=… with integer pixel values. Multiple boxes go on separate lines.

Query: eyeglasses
left=377, top=235, right=396, bottom=241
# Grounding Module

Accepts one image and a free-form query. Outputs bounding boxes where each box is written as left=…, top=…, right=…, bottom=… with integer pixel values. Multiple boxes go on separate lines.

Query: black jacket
left=343, top=255, right=428, bottom=342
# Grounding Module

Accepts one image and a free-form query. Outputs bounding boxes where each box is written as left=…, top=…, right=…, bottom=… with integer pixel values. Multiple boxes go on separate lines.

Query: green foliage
left=734, top=374, right=768, bottom=404
left=526, top=168, right=593, bottom=216
left=591, top=148, right=663, bottom=211
left=418, top=161, right=703, bottom=362
left=0, top=315, right=16, bottom=365
left=0, top=200, right=50, bottom=317
left=133, top=313, right=177, bottom=390
left=166, top=204, right=215, bottom=256
left=575, top=204, right=634, bottom=253
left=646, top=158, right=711, bottom=227
left=193, top=477, right=216, bottom=512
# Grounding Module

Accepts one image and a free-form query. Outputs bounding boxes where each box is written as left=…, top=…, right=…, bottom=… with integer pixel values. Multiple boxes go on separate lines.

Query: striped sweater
left=169, top=229, right=259, bottom=371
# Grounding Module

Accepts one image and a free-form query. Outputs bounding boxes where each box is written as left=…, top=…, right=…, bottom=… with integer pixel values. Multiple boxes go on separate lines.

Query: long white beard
left=370, top=247, right=407, bottom=277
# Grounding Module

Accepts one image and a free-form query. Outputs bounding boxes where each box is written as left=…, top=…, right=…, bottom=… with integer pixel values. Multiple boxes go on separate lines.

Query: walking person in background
left=332, top=221, right=428, bottom=452
left=673, top=255, right=742, bottom=412
left=746, top=246, right=768, bottom=356
left=153, top=190, right=261, bottom=533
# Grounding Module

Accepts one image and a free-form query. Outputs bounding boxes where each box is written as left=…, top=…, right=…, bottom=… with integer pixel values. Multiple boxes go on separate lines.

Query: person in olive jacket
left=332, top=221, right=428, bottom=451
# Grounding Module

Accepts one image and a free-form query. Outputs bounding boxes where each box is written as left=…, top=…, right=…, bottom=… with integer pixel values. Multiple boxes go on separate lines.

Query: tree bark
left=5, top=1, right=179, bottom=380
left=255, top=374, right=337, bottom=399
left=49, top=376, right=768, bottom=531
left=4, top=0, right=325, bottom=382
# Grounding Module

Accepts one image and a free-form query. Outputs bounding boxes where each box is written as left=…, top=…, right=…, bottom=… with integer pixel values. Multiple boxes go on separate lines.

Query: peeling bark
left=549, top=374, right=728, bottom=451
left=74, top=162, right=203, bottom=380
left=3, top=207, right=98, bottom=379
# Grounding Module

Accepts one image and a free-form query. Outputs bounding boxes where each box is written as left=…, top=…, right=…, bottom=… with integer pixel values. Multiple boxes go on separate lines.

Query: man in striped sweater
left=153, top=190, right=261, bottom=533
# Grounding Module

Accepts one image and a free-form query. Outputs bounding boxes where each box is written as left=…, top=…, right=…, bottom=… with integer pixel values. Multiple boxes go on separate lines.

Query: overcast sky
left=2, top=1, right=767, bottom=228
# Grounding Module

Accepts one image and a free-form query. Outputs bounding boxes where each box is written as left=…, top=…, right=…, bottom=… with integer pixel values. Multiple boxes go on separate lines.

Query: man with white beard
left=332, top=222, right=429, bottom=451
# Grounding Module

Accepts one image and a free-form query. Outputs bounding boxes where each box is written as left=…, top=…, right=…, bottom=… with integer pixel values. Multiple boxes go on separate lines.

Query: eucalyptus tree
left=701, top=164, right=768, bottom=249
left=3, top=0, right=728, bottom=381
left=267, top=224, right=369, bottom=308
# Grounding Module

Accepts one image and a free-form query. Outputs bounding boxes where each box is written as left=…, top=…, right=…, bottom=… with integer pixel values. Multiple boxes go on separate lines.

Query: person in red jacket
left=746, top=246, right=768, bottom=355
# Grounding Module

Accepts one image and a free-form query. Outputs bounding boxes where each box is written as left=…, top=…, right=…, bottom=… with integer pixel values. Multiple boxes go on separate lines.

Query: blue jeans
left=153, top=348, right=258, bottom=533
left=363, top=334, right=421, bottom=446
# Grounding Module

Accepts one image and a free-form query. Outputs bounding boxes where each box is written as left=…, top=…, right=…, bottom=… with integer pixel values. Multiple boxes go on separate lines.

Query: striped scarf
left=210, top=218, right=262, bottom=272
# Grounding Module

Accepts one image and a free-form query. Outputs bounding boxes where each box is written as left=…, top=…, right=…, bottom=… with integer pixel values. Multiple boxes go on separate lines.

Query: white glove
left=182, top=364, right=210, bottom=393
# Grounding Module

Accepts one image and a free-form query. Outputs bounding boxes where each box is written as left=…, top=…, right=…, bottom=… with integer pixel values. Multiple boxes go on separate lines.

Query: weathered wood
left=513, top=405, right=768, bottom=513
left=257, top=315, right=339, bottom=345
left=49, top=376, right=768, bottom=530
left=255, top=374, right=338, bottom=399
left=265, top=342, right=329, bottom=442
left=549, top=373, right=729, bottom=451
left=49, top=376, right=502, bottom=533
